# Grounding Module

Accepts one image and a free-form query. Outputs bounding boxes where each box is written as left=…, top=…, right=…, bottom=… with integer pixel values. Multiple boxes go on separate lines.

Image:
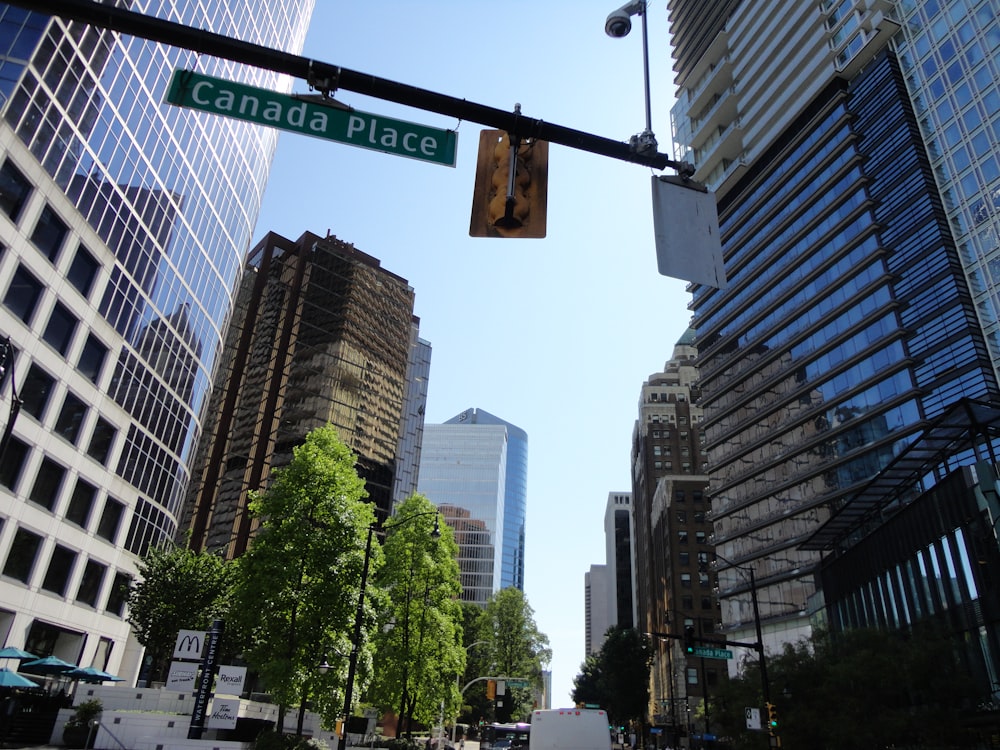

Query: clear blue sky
left=253, top=0, right=692, bottom=706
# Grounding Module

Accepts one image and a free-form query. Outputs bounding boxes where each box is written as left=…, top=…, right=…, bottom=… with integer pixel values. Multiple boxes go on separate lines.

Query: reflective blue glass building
left=0, top=1, right=312, bottom=679
left=417, top=408, right=527, bottom=605
left=668, top=0, right=1000, bottom=665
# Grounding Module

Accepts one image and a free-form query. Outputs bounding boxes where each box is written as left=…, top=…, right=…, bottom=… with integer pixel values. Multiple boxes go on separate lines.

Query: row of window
left=0, top=437, right=125, bottom=541
left=1, top=160, right=102, bottom=297
left=2, top=521, right=131, bottom=616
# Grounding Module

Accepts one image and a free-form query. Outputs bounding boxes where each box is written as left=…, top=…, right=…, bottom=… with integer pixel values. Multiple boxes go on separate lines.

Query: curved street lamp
left=340, top=510, right=441, bottom=750
left=710, top=553, right=773, bottom=731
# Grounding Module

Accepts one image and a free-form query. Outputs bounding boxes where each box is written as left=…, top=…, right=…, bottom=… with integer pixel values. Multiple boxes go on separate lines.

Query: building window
left=701, top=596, right=713, bottom=610
left=3, top=527, right=43, bottom=583
left=76, top=559, right=107, bottom=607
left=653, top=445, right=662, bottom=456
left=43, top=300, right=78, bottom=355
left=699, top=572, right=710, bottom=588
left=0, top=436, right=29, bottom=491
left=3, top=265, right=43, bottom=323
left=55, top=392, right=87, bottom=444
left=677, top=510, right=687, bottom=523
left=41, top=544, right=77, bottom=596
left=29, top=456, right=66, bottom=511
left=20, top=363, right=55, bottom=420
left=67, top=244, right=100, bottom=297
left=87, top=418, right=116, bottom=465
left=678, top=530, right=689, bottom=544
left=65, top=478, right=97, bottom=528
left=681, top=595, right=693, bottom=610
left=30, top=204, right=68, bottom=262
left=675, top=490, right=686, bottom=503
left=681, top=573, right=692, bottom=588
left=0, top=159, right=32, bottom=221
left=696, top=531, right=707, bottom=544
left=105, top=571, right=131, bottom=616
left=96, top=498, right=125, bottom=543
left=679, top=551, right=690, bottom=566
left=77, top=334, right=108, bottom=384
left=687, top=668, right=699, bottom=685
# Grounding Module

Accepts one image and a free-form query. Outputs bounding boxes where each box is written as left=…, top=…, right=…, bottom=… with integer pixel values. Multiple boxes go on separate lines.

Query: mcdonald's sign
left=173, top=629, right=208, bottom=660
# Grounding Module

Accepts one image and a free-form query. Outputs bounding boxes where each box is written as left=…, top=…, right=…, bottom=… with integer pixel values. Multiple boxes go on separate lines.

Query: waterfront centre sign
left=165, top=69, right=458, bottom=167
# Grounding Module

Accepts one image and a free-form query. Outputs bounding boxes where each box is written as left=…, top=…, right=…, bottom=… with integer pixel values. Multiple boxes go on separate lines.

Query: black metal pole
left=747, top=567, right=771, bottom=708
left=340, top=525, right=374, bottom=750
left=14, top=0, right=693, bottom=175
left=341, top=511, right=439, bottom=750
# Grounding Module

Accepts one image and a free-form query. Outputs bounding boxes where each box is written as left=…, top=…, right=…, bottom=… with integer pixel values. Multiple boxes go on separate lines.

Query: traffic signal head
left=486, top=679, right=496, bottom=700
left=683, top=625, right=696, bottom=654
left=766, top=702, right=779, bottom=734
left=470, top=129, right=548, bottom=238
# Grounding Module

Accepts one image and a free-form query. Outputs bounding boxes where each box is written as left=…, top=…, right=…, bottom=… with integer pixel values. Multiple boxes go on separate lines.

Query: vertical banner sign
left=188, top=619, right=224, bottom=739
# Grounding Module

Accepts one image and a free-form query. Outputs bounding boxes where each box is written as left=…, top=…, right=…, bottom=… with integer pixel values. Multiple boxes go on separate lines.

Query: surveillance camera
left=605, top=9, right=632, bottom=37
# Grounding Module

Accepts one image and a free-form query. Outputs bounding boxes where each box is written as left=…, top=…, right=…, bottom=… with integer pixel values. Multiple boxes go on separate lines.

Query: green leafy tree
left=711, top=626, right=979, bottom=750
left=595, top=627, right=653, bottom=730
left=231, top=425, right=378, bottom=736
left=571, top=627, right=652, bottom=732
left=458, top=603, right=494, bottom=726
left=126, top=542, right=235, bottom=684
left=571, top=653, right=604, bottom=708
left=479, top=588, right=551, bottom=722
left=366, top=493, right=464, bottom=736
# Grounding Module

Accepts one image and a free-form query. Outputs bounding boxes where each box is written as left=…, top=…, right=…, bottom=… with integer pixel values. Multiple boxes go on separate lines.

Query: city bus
left=481, top=722, right=531, bottom=750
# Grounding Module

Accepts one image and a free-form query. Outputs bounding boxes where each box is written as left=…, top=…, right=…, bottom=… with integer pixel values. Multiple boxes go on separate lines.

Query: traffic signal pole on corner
left=16, top=0, right=696, bottom=178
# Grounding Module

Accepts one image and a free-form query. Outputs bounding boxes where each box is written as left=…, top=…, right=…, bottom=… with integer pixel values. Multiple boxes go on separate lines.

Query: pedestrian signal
left=470, top=129, right=548, bottom=238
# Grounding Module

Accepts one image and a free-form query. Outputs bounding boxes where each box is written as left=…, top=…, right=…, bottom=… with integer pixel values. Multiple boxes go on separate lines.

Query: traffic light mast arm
left=20, top=0, right=695, bottom=176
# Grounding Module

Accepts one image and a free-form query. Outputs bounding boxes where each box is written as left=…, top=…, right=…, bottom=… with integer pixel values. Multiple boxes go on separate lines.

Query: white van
left=529, top=708, right=612, bottom=750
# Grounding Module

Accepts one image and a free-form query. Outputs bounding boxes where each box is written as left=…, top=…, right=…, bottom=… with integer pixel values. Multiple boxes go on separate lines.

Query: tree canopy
left=365, top=493, right=465, bottom=735
left=126, top=542, right=235, bottom=684
left=479, top=588, right=552, bottom=722
left=230, top=424, right=378, bottom=734
left=710, top=625, right=979, bottom=750
left=571, top=626, right=652, bottom=730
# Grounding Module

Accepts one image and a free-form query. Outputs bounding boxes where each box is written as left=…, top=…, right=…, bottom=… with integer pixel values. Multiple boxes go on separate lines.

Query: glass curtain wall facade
left=668, top=0, right=1000, bottom=660
left=450, top=407, right=528, bottom=591
left=0, top=1, right=312, bottom=679
left=418, top=408, right=527, bottom=605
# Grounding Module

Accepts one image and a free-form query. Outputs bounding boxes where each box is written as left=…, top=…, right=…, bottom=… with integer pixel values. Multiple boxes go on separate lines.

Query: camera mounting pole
left=15, top=0, right=694, bottom=177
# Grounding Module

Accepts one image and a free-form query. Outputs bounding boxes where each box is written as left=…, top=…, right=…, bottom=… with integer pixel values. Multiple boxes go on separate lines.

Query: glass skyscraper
left=667, top=0, right=1000, bottom=660
left=417, top=408, right=528, bottom=605
left=0, top=1, right=312, bottom=680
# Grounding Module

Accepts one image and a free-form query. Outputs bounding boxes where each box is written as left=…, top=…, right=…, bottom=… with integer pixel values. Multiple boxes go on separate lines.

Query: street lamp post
left=340, top=510, right=440, bottom=750
left=711, top=554, right=773, bottom=730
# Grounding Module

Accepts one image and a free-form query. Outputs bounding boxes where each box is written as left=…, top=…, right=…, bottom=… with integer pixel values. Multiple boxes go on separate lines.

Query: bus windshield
left=482, top=723, right=531, bottom=750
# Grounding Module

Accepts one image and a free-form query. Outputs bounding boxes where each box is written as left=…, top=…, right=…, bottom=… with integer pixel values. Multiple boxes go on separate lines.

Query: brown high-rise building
left=182, top=230, right=422, bottom=557
left=631, top=330, right=717, bottom=736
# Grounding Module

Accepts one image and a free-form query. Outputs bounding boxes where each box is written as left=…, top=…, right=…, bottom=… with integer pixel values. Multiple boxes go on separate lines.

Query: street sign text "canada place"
left=165, top=69, right=458, bottom=167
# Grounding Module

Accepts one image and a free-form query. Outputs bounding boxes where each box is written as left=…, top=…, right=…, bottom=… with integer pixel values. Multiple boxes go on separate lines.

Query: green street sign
left=165, top=69, right=458, bottom=167
left=691, top=646, right=733, bottom=660
left=505, top=679, right=530, bottom=688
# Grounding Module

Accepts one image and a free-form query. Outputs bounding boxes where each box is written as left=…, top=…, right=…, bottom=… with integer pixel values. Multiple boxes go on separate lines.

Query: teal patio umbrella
left=0, top=667, right=39, bottom=689
left=0, top=647, right=36, bottom=660
left=66, top=666, right=124, bottom=684
left=19, top=656, right=78, bottom=675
